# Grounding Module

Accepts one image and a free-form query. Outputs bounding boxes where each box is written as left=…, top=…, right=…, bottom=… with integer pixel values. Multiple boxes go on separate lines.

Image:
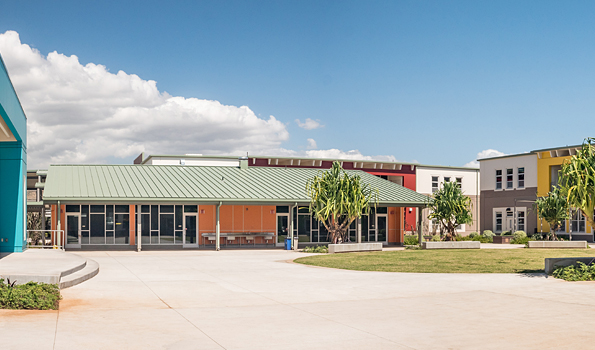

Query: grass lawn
left=294, top=249, right=595, bottom=274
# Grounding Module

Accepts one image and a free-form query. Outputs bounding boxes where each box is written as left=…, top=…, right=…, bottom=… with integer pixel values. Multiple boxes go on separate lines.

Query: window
left=495, top=212, right=502, bottom=232
left=431, top=176, right=439, bottom=193
left=506, top=169, right=513, bottom=189
left=551, top=165, right=562, bottom=190
left=518, top=167, right=525, bottom=188
left=571, top=210, right=586, bottom=233
left=444, top=177, right=450, bottom=182
left=517, top=211, right=525, bottom=231
left=496, top=170, right=502, bottom=190
left=456, top=177, right=462, bottom=188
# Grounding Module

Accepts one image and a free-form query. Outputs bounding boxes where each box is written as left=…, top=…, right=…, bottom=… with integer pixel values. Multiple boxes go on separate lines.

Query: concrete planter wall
left=328, top=243, right=383, bottom=254
left=493, top=236, right=511, bottom=244
left=528, top=241, right=588, bottom=249
left=422, top=241, right=480, bottom=249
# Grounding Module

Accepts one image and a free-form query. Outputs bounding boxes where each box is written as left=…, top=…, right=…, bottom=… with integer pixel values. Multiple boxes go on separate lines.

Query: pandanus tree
left=533, top=187, right=570, bottom=241
left=306, top=161, right=378, bottom=244
left=427, top=181, right=472, bottom=241
left=558, top=138, right=595, bottom=234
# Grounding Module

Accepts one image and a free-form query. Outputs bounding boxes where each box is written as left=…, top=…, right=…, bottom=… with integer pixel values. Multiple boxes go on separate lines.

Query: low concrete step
left=59, top=259, right=99, bottom=289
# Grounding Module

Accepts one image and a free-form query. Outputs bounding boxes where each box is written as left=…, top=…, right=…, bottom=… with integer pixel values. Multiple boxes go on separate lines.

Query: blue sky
left=1, top=1, right=595, bottom=168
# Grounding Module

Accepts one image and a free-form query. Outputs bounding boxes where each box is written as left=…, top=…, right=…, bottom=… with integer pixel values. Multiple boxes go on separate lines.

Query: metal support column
left=357, top=217, right=362, bottom=244
left=417, top=207, right=423, bottom=245
left=137, top=204, right=142, bottom=252
left=57, top=201, right=61, bottom=249
left=216, top=202, right=221, bottom=251
left=293, top=203, right=299, bottom=250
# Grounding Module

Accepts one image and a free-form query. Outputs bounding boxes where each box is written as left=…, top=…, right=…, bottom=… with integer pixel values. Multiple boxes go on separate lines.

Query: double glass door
left=183, top=214, right=198, bottom=247
left=363, top=214, right=387, bottom=242
left=65, top=214, right=81, bottom=248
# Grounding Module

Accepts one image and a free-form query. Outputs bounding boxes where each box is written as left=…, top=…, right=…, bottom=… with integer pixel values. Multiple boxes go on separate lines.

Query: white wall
left=416, top=167, right=480, bottom=196
left=479, top=154, right=537, bottom=191
left=145, top=157, right=239, bottom=167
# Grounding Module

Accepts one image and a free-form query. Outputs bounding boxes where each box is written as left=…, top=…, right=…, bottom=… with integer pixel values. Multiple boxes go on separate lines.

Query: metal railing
left=26, top=230, right=64, bottom=250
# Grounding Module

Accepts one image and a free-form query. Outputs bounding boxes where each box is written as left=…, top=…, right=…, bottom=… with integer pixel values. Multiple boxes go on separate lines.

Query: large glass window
left=496, top=170, right=502, bottom=190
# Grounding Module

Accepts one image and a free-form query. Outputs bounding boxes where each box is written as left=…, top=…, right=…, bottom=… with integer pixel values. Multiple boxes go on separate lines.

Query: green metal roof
left=42, top=165, right=428, bottom=206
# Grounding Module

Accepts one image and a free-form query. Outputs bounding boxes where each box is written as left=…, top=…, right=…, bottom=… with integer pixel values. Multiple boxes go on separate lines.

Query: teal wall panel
left=0, top=142, right=26, bottom=252
left=0, top=56, right=26, bottom=142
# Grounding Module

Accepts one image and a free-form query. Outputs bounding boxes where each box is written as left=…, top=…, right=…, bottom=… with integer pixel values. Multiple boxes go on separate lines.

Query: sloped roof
left=42, top=165, right=428, bottom=206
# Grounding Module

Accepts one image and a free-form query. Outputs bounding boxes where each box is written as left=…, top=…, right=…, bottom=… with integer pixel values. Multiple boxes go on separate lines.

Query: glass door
left=376, top=215, right=387, bottom=243
left=183, top=214, right=198, bottom=248
left=65, top=214, right=81, bottom=248
left=276, top=214, right=289, bottom=246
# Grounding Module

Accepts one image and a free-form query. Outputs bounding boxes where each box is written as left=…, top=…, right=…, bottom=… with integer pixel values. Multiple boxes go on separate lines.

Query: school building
left=41, top=159, right=428, bottom=250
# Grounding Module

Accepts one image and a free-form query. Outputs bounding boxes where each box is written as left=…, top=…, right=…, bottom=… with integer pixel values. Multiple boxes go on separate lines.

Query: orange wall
left=387, top=207, right=403, bottom=244
left=129, top=205, right=135, bottom=245
left=199, top=205, right=276, bottom=245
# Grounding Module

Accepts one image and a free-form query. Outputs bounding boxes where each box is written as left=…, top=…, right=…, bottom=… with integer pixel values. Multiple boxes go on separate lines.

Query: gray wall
left=480, top=188, right=538, bottom=234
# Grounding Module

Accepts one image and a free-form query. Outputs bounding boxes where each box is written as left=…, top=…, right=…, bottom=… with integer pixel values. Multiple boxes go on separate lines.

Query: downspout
left=216, top=202, right=221, bottom=251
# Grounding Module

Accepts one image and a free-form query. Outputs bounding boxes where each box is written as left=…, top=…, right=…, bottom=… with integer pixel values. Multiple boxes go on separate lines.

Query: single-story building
left=41, top=159, right=428, bottom=250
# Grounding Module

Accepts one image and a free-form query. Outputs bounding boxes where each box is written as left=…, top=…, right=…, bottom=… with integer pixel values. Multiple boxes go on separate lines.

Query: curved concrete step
left=59, top=259, right=99, bottom=289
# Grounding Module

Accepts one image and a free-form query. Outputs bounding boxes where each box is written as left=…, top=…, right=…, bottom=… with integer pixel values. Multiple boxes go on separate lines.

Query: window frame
left=506, top=168, right=513, bottom=189
left=431, top=176, right=439, bottom=193
left=517, top=167, right=525, bottom=189
left=495, top=170, right=502, bottom=190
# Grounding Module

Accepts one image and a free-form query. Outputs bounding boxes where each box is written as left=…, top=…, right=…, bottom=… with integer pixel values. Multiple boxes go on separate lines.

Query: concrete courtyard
left=1, top=249, right=594, bottom=350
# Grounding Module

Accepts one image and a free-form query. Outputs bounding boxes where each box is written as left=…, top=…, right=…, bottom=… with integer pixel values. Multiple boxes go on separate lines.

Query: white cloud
left=464, top=149, right=506, bottom=168
left=0, top=30, right=406, bottom=168
left=295, top=118, right=323, bottom=130
left=263, top=147, right=399, bottom=162
left=0, top=31, right=289, bottom=168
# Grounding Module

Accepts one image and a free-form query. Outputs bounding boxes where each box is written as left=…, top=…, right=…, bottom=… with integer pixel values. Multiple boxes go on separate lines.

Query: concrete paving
left=2, top=249, right=595, bottom=349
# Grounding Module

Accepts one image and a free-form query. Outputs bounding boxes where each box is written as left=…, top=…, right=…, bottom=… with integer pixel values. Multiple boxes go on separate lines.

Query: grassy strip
left=294, top=249, right=595, bottom=274
left=0, top=279, right=61, bottom=310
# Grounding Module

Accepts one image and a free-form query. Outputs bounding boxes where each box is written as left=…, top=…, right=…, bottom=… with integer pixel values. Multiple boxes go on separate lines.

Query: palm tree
left=533, top=187, right=570, bottom=241
left=427, top=181, right=472, bottom=241
left=559, top=138, right=595, bottom=231
left=306, top=161, right=378, bottom=244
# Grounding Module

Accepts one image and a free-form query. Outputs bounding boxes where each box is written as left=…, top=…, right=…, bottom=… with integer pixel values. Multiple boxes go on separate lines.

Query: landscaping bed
left=0, top=279, right=61, bottom=310
left=294, top=249, right=595, bottom=274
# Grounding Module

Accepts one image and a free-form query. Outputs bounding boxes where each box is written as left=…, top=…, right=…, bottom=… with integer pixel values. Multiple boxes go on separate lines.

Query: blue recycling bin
left=285, top=238, right=292, bottom=250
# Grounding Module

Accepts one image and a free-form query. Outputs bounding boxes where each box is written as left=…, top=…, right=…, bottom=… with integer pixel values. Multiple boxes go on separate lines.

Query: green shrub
left=455, top=234, right=473, bottom=241
left=404, top=235, right=419, bottom=246
left=501, top=230, right=512, bottom=236
left=0, top=279, right=61, bottom=310
left=473, top=235, right=493, bottom=243
left=482, top=230, right=495, bottom=239
left=302, top=245, right=328, bottom=253
left=552, top=262, right=595, bottom=281
left=431, top=234, right=442, bottom=242
left=512, top=231, right=527, bottom=240
left=511, top=236, right=532, bottom=245
left=468, top=232, right=479, bottom=238
left=531, top=233, right=544, bottom=241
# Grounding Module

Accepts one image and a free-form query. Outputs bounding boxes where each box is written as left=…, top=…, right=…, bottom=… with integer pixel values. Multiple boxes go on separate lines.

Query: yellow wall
left=536, top=151, right=593, bottom=234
